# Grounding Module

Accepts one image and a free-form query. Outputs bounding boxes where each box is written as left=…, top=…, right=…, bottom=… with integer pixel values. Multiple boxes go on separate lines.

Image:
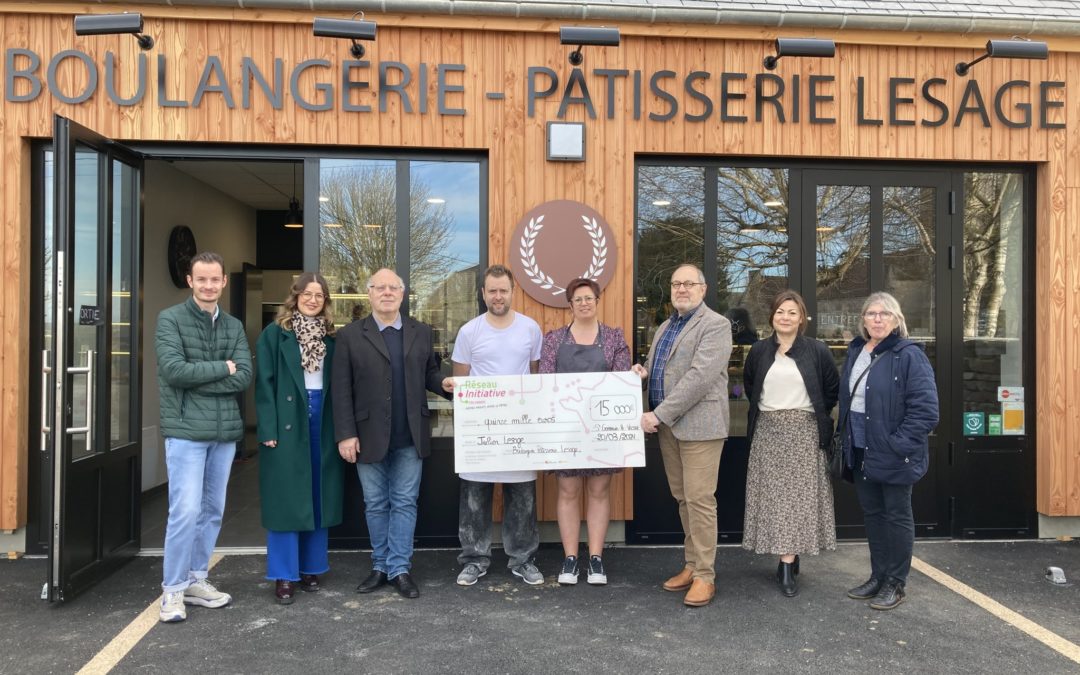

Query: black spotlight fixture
left=313, top=12, right=377, bottom=59
left=284, top=163, right=303, bottom=229
left=763, top=38, right=835, bottom=70
left=559, top=26, right=620, bottom=66
left=955, top=38, right=1049, bottom=77
left=74, top=12, right=154, bottom=50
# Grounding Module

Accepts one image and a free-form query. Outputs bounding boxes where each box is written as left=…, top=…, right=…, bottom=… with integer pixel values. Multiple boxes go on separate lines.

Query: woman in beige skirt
left=741, top=290, right=839, bottom=597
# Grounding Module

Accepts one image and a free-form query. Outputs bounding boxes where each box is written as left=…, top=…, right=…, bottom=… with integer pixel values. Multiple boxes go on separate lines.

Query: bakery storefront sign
left=509, top=200, right=617, bottom=309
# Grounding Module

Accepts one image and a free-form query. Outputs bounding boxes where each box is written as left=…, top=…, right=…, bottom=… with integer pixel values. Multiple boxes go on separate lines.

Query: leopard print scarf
left=292, top=312, right=327, bottom=373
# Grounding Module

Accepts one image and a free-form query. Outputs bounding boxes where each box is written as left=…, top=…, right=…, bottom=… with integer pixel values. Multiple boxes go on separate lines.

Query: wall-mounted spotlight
left=313, top=12, right=377, bottom=59
left=763, top=38, right=835, bottom=70
left=560, top=26, right=620, bottom=66
left=74, top=13, right=154, bottom=50
left=955, top=39, right=1049, bottom=77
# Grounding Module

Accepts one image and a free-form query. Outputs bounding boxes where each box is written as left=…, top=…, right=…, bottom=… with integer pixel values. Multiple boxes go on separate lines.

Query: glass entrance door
left=952, top=172, right=1034, bottom=536
left=803, top=169, right=950, bottom=538
left=46, top=115, right=142, bottom=601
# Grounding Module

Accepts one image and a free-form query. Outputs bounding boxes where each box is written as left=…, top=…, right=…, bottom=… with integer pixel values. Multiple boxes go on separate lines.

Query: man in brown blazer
left=632, top=264, right=732, bottom=607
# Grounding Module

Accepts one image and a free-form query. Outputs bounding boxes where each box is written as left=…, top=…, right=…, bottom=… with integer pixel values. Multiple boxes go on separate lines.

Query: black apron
left=555, top=325, right=607, bottom=374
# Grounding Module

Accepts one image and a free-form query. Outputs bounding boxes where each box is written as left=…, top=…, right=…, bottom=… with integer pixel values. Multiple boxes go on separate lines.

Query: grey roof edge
left=125, top=0, right=1080, bottom=37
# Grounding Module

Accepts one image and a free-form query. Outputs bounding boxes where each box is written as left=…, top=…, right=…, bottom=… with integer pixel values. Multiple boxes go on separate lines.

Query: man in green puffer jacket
left=155, top=252, right=253, bottom=624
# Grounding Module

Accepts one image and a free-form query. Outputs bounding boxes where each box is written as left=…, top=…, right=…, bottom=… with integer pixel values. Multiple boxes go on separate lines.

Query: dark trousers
left=457, top=479, right=539, bottom=569
left=853, top=449, right=914, bottom=584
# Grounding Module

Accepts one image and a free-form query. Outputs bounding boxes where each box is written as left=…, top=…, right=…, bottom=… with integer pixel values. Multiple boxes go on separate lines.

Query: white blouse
left=303, top=356, right=324, bottom=390
left=759, top=350, right=814, bottom=413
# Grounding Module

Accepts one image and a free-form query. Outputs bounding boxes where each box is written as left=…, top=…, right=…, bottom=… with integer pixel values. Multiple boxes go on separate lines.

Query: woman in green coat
left=255, top=272, right=344, bottom=605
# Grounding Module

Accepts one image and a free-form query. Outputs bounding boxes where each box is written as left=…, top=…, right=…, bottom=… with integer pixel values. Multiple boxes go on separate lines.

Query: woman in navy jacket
left=838, top=292, right=939, bottom=611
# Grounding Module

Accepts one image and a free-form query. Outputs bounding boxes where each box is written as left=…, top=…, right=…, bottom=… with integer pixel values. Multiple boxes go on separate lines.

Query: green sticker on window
left=963, top=412, right=985, bottom=436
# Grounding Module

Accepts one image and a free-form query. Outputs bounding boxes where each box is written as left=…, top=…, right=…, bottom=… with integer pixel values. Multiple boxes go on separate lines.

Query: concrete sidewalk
left=2, top=540, right=1078, bottom=674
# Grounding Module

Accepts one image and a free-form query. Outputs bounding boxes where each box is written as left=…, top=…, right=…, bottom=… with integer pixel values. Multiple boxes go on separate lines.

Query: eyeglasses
left=670, top=281, right=704, bottom=290
left=368, top=284, right=404, bottom=293
left=863, top=311, right=895, bottom=320
left=571, top=296, right=597, bottom=305
left=299, top=291, right=325, bottom=301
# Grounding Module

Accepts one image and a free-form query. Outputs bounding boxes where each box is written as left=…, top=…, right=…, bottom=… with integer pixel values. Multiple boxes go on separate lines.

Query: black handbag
left=827, top=353, right=880, bottom=481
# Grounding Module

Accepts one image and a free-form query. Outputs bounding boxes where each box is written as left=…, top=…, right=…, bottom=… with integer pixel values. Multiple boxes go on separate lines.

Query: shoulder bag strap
left=836, top=353, right=884, bottom=436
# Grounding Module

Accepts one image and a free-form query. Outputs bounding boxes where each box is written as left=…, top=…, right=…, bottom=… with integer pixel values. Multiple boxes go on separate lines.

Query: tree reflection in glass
left=636, top=166, right=705, bottom=366
left=815, top=184, right=871, bottom=369
left=962, top=172, right=1024, bottom=418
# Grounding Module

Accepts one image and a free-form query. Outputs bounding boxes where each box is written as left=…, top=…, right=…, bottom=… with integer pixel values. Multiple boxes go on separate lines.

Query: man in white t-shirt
left=442, top=265, right=544, bottom=586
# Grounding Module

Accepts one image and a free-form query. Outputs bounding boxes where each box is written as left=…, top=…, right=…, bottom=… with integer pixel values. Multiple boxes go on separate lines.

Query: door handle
left=40, top=350, right=51, bottom=453
left=65, top=350, right=94, bottom=454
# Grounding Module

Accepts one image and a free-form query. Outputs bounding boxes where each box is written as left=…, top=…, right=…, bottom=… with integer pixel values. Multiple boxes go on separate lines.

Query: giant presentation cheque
left=452, top=371, right=646, bottom=473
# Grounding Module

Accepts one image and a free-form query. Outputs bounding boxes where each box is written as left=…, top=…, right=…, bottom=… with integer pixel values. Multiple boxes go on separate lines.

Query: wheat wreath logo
left=509, top=200, right=617, bottom=308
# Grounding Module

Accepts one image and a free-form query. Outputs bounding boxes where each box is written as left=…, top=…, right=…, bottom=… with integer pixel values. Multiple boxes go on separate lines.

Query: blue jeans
left=266, top=529, right=329, bottom=581
left=356, top=445, right=423, bottom=579
left=162, top=438, right=236, bottom=592
left=266, top=389, right=330, bottom=581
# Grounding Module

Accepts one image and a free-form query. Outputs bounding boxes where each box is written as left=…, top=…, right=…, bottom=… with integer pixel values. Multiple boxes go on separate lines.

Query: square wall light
left=547, top=121, right=585, bottom=161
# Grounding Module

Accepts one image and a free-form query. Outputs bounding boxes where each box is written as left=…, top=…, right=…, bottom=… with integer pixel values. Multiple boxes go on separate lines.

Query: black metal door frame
left=801, top=168, right=952, bottom=539
left=46, top=115, right=144, bottom=601
left=628, top=157, right=1036, bottom=544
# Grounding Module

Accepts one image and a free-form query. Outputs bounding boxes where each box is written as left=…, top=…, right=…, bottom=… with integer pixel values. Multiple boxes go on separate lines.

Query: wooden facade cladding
left=1, top=5, right=1079, bottom=529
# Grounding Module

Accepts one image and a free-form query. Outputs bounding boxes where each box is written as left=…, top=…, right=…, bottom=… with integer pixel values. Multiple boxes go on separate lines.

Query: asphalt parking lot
left=2, top=540, right=1078, bottom=674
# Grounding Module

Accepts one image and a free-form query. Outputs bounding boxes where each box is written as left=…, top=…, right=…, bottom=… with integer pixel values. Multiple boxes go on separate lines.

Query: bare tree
left=318, top=164, right=455, bottom=318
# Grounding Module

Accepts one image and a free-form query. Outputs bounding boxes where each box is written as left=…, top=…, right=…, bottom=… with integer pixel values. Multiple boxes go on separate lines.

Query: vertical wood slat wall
left=1, top=8, right=1078, bottom=530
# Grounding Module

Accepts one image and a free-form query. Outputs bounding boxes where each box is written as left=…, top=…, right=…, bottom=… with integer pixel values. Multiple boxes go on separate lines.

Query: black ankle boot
left=793, top=554, right=800, bottom=576
left=777, top=561, right=798, bottom=597
left=847, top=576, right=883, bottom=600
left=869, top=581, right=905, bottom=610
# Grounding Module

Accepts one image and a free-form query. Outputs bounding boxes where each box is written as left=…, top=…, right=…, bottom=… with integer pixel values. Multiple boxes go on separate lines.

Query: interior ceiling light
left=560, top=26, right=620, bottom=66
left=427, top=197, right=446, bottom=204
left=652, top=200, right=671, bottom=207
left=284, top=164, right=303, bottom=229
left=74, top=12, right=155, bottom=50
left=763, top=200, right=784, bottom=208
left=955, top=38, right=1049, bottom=77
left=763, top=38, right=836, bottom=70
left=313, top=12, right=377, bottom=59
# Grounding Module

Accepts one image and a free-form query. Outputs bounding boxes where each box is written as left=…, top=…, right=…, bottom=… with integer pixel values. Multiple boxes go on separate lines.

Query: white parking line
left=912, top=556, right=1080, bottom=665
left=75, top=553, right=225, bottom=675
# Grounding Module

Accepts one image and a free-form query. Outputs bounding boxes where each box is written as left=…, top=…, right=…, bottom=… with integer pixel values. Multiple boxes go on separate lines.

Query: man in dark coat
left=332, top=268, right=449, bottom=599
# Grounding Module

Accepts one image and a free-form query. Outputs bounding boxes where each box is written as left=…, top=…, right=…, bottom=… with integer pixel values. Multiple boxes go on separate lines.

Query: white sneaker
left=183, top=579, right=232, bottom=608
left=159, top=591, right=187, bottom=623
left=558, top=556, right=579, bottom=585
left=586, top=555, right=607, bottom=585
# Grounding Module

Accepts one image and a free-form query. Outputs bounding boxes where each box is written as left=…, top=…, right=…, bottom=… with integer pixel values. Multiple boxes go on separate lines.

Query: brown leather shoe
left=275, top=580, right=296, bottom=605
left=683, top=578, right=716, bottom=607
left=662, top=567, right=694, bottom=592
